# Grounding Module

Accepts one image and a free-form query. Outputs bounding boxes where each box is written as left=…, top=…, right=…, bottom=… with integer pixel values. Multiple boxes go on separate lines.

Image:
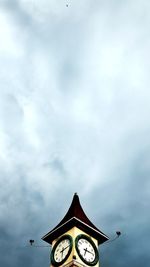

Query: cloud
left=0, top=1, right=150, bottom=267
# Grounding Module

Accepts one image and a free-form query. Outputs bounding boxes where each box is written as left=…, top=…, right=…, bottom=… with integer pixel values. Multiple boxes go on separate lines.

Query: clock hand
left=84, top=248, right=94, bottom=256
left=60, top=248, right=64, bottom=253
left=84, top=248, right=87, bottom=256
left=60, top=244, right=70, bottom=254
left=63, top=245, right=70, bottom=251
left=60, top=245, right=70, bottom=259
left=60, top=247, right=64, bottom=259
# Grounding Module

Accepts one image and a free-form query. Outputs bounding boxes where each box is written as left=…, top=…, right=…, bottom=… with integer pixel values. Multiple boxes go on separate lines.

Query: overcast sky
left=0, top=0, right=150, bottom=266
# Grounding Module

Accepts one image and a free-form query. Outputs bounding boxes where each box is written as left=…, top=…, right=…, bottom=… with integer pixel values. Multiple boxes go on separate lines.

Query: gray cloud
left=0, top=0, right=150, bottom=266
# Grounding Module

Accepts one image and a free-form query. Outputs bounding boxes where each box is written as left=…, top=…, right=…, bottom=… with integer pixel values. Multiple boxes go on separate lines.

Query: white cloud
left=0, top=11, right=24, bottom=57
left=0, top=2, right=150, bottom=266
left=18, top=0, right=91, bottom=23
left=0, top=0, right=150, bottom=193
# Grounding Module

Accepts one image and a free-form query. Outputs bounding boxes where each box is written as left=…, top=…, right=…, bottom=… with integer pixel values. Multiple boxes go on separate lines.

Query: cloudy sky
left=0, top=0, right=150, bottom=266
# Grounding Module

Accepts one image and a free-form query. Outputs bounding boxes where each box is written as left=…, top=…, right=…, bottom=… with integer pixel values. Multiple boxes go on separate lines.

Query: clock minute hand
left=85, top=249, right=94, bottom=256
left=63, top=244, right=70, bottom=251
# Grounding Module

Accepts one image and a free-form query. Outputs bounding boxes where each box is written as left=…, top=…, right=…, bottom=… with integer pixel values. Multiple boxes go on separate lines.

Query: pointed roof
left=42, top=193, right=109, bottom=245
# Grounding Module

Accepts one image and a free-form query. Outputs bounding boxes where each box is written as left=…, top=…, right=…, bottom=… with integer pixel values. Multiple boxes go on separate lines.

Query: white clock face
left=54, top=238, right=71, bottom=263
left=77, top=238, right=96, bottom=263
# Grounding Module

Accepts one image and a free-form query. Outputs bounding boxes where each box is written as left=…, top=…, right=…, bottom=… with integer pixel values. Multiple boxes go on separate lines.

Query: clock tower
left=42, top=193, right=109, bottom=267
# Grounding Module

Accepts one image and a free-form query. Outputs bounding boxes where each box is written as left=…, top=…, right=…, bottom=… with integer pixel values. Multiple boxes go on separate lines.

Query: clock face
left=75, top=235, right=99, bottom=266
left=51, top=235, right=73, bottom=266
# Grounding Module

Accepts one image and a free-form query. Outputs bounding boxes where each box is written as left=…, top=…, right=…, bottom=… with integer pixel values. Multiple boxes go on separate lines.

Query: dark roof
left=42, top=193, right=109, bottom=245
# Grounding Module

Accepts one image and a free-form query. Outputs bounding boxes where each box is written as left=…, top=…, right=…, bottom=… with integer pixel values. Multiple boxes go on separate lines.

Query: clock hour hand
left=84, top=247, right=88, bottom=256
left=60, top=248, right=64, bottom=259
left=60, top=248, right=64, bottom=253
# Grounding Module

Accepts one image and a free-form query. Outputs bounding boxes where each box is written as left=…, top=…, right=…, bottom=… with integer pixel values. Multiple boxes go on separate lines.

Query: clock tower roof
left=42, top=193, right=109, bottom=245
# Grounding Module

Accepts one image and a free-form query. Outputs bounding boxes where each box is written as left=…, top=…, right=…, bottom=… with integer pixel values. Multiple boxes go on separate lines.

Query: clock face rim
left=51, top=234, right=73, bottom=266
left=75, top=234, right=99, bottom=266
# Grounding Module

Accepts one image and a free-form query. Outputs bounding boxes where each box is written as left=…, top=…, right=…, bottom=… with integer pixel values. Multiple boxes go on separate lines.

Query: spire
left=42, top=193, right=109, bottom=244
left=55, top=193, right=100, bottom=232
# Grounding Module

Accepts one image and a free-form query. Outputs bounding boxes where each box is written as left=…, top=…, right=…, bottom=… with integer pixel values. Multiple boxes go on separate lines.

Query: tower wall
left=51, top=227, right=99, bottom=267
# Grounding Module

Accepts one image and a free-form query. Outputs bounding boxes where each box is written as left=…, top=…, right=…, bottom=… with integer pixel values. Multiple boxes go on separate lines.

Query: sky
left=0, top=0, right=150, bottom=266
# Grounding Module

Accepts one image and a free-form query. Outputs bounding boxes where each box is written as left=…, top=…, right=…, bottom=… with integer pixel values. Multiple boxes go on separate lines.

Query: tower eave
left=42, top=217, right=109, bottom=245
